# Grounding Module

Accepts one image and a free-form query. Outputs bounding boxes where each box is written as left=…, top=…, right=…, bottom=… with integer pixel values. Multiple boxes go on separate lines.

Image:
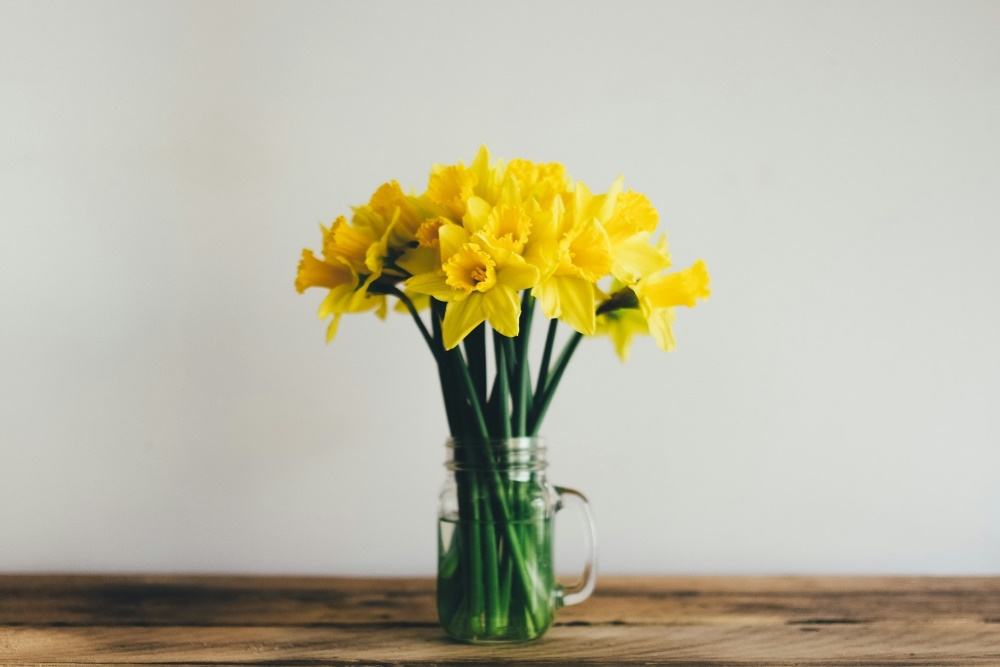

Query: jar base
left=443, top=630, right=548, bottom=645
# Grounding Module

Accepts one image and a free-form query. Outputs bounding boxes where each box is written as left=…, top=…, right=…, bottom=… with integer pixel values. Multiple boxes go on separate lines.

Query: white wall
left=1, top=0, right=998, bottom=575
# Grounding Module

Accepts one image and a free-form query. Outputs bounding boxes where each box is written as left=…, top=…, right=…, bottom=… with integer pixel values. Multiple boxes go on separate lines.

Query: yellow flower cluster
left=296, top=147, right=710, bottom=360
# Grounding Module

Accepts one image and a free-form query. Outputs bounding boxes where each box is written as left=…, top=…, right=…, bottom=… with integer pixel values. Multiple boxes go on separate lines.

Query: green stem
left=479, top=483, right=501, bottom=633
left=464, top=324, right=487, bottom=409
left=516, top=292, right=535, bottom=436
left=448, top=344, right=490, bottom=441
left=467, top=487, right=485, bottom=634
left=450, top=344, right=506, bottom=634
left=494, top=331, right=512, bottom=440
left=430, top=300, right=460, bottom=437
left=529, top=331, right=584, bottom=436
left=534, top=318, right=558, bottom=411
left=485, top=370, right=503, bottom=437
left=431, top=300, right=484, bottom=630
left=498, top=549, right=513, bottom=627
left=454, top=343, right=546, bottom=627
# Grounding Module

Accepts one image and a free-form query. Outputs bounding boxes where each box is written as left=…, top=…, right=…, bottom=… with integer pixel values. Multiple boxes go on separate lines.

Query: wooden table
left=1, top=575, right=998, bottom=665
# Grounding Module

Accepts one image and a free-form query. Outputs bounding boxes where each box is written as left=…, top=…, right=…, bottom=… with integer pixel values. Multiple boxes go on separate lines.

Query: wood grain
left=1, top=575, right=998, bottom=665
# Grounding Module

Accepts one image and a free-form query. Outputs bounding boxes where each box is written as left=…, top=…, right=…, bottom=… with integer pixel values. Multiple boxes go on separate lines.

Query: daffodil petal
left=611, top=235, right=671, bottom=284
left=462, top=196, right=491, bottom=234
left=373, top=295, right=388, bottom=320
left=406, top=272, right=459, bottom=301
left=318, top=284, right=358, bottom=318
left=640, top=260, right=711, bottom=309
left=325, top=313, right=344, bottom=343
left=498, top=173, right=522, bottom=208
left=496, top=261, right=539, bottom=292
left=596, top=309, right=648, bottom=362
left=470, top=145, right=492, bottom=175
left=596, top=175, right=624, bottom=223
left=483, top=285, right=521, bottom=338
left=443, top=295, right=486, bottom=350
left=438, top=223, right=470, bottom=262
left=555, top=275, right=596, bottom=335
left=647, top=308, right=677, bottom=351
left=470, top=145, right=504, bottom=204
left=532, top=279, right=561, bottom=319
left=295, top=250, right=355, bottom=293
left=564, top=218, right=612, bottom=282
left=525, top=237, right=560, bottom=280
left=396, top=245, right=438, bottom=277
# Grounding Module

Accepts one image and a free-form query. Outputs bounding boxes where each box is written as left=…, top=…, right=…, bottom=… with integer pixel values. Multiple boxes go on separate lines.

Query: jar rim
left=446, top=436, right=543, bottom=450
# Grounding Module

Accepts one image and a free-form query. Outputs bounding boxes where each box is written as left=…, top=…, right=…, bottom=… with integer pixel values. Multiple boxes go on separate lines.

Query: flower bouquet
left=296, top=147, right=709, bottom=643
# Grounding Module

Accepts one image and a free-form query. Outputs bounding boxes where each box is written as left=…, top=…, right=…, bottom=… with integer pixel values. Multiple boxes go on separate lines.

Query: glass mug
left=437, top=437, right=597, bottom=643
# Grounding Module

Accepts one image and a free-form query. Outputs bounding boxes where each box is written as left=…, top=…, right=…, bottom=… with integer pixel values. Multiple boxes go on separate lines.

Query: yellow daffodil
left=295, top=228, right=386, bottom=342
left=530, top=186, right=614, bottom=335
left=595, top=308, right=649, bottom=362
left=297, top=147, right=709, bottom=358
left=425, top=146, right=507, bottom=218
left=426, top=163, right=477, bottom=218
left=461, top=174, right=537, bottom=252
left=603, top=187, right=672, bottom=284
left=395, top=216, right=449, bottom=278
left=506, top=158, right=571, bottom=208
left=297, top=178, right=424, bottom=342
left=467, top=145, right=507, bottom=206
left=635, top=259, right=710, bottom=351
left=594, top=260, right=710, bottom=358
left=464, top=199, right=532, bottom=254
left=366, top=180, right=423, bottom=246
left=405, top=224, right=538, bottom=349
left=295, top=248, right=355, bottom=295
left=636, top=259, right=711, bottom=311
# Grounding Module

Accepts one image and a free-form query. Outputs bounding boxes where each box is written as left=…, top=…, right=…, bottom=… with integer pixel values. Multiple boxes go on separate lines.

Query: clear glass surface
left=436, top=437, right=596, bottom=643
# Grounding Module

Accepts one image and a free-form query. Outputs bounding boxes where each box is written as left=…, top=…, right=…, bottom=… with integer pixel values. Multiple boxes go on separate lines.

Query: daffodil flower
left=405, top=225, right=538, bottom=349
left=295, top=244, right=385, bottom=342
left=395, top=216, right=449, bottom=278
left=296, top=179, right=422, bottom=342
left=595, top=307, right=649, bottom=362
left=603, top=187, right=672, bottom=284
left=596, top=260, right=710, bottom=359
left=425, top=146, right=507, bottom=218
left=529, top=189, right=613, bottom=335
left=506, top=158, right=570, bottom=208
left=297, top=147, right=708, bottom=360
left=634, top=259, right=711, bottom=351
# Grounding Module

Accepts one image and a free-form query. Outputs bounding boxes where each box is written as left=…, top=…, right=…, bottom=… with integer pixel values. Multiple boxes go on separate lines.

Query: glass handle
left=554, top=485, right=597, bottom=607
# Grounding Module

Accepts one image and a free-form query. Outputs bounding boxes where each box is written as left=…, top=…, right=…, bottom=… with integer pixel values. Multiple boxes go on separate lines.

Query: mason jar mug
left=436, top=437, right=597, bottom=643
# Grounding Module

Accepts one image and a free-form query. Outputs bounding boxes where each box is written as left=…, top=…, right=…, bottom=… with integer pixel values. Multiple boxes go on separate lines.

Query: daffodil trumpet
left=296, top=147, right=710, bottom=642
